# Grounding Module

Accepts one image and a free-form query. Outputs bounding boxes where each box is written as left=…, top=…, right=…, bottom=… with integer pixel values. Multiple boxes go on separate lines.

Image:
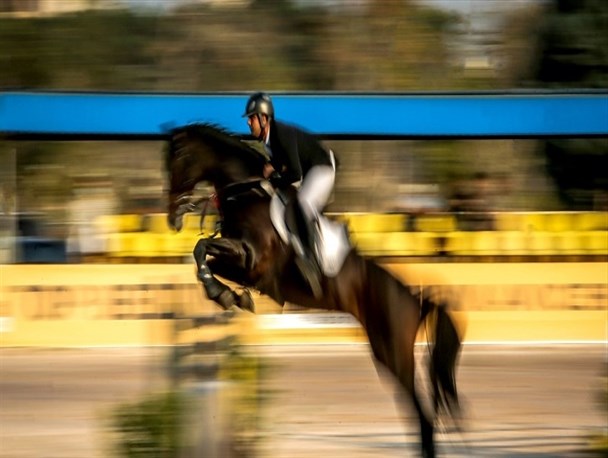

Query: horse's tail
left=418, top=292, right=462, bottom=418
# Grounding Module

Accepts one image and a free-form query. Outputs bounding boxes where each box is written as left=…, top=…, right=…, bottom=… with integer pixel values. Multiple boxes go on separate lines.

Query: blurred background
left=0, top=0, right=606, bottom=263
left=0, top=2, right=606, bottom=457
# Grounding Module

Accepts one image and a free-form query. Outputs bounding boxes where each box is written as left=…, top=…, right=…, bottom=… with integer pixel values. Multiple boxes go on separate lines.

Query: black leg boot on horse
left=193, top=238, right=257, bottom=312
left=285, top=197, right=323, bottom=298
left=193, top=239, right=238, bottom=310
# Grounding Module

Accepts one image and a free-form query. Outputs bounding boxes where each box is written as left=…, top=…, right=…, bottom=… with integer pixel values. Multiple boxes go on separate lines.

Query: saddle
left=268, top=185, right=352, bottom=279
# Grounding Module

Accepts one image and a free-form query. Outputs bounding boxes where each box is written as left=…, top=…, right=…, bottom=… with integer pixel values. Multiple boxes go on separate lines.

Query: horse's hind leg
left=369, top=337, right=435, bottom=458
left=374, top=318, right=435, bottom=457
left=396, top=348, right=436, bottom=458
left=431, top=305, right=462, bottom=419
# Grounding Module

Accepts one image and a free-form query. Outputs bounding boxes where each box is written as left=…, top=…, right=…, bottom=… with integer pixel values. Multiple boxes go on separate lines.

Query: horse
left=165, top=123, right=461, bottom=458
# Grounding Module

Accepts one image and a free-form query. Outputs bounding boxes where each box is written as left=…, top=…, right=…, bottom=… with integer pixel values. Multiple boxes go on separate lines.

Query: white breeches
left=297, top=150, right=336, bottom=220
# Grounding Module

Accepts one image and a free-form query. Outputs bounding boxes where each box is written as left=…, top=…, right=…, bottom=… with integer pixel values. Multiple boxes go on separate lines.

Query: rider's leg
left=297, top=158, right=336, bottom=259
left=298, top=152, right=336, bottom=214
left=292, top=157, right=335, bottom=297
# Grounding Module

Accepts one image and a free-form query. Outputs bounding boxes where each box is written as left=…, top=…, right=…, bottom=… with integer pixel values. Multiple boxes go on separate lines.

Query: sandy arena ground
left=0, top=344, right=606, bottom=457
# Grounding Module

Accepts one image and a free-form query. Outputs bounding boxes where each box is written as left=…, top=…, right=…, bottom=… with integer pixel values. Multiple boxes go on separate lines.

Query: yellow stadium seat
left=543, top=213, right=575, bottom=232
left=584, top=231, right=608, bottom=254
left=159, top=234, right=183, bottom=257
left=447, top=231, right=501, bottom=256
left=575, top=212, right=608, bottom=231
left=413, top=214, right=456, bottom=233
left=183, top=213, right=220, bottom=236
left=105, top=232, right=164, bottom=257
left=521, top=213, right=547, bottom=232
left=140, top=211, right=222, bottom=235
left=105, top=233, right=120, bottom=255
left=470, top=231, right=502, bottom=256
left=527, top=231, right=558, bottom=255
left=351, top=232, right=379, bottom=254
left=554, top=231, right=586, bottom=255
left=130, top=233, right=165, bottom=257
left=161, top=232, right=203, bottom=257
left=494, top=213, right=525, bottom=232
left=443, top=231, right=473, bottom=255
left=96, top=214, right=142, bottom=233
left=498, top=231, right=529, bottom=256
left=143, top=213, right=172, bottom=233
left=341, top=213, right=407, bottom=233
left=106, top=233, right=136, bottom=257
left=352, top=231, right=438, bottom=256
left=386, top=232, right=438, bottom=256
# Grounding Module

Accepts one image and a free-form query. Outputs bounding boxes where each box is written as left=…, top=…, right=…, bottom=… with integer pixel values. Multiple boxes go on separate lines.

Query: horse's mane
left=166, top=122, right=266, bottom=172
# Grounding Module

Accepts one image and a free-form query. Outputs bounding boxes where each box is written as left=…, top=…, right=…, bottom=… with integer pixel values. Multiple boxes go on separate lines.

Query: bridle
left=171, top=178, right=272, bottom=238
left=167, top=129, right=271, bottom=235
left=171, top=190, right=220, bottom=236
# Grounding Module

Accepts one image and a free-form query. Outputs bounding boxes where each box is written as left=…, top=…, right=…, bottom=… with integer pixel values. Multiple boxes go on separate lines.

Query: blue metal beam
left=1, top=90, right=607, bottom=139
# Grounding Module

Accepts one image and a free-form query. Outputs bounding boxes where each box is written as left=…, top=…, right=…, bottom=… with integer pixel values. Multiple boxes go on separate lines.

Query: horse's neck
left=214, top=172, right=261, bottom=192
left=213, top=155, right=261, bottom=188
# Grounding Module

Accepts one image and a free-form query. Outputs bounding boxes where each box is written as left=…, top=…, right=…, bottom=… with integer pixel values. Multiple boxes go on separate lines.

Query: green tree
left=524, top=0, right=608, bottom=209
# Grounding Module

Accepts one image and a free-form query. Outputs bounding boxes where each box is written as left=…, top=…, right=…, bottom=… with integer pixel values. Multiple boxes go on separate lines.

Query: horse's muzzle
left=167, top=192, right=194, bottom=232
left=167, top=213, right=183, bottom=232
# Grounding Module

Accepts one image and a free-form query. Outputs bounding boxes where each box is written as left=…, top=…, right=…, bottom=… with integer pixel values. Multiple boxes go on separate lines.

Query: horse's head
left=165, top=128, right=207, bottom=231
left=164, top=123, right=267, bottom=231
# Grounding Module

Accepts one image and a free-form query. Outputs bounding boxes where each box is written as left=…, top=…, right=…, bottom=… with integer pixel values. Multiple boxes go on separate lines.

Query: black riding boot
left=294, top=219, right=323, bottom=298
left=286, top=198, right=323, bottom=298
left=294, top=250, right=322, bottom=298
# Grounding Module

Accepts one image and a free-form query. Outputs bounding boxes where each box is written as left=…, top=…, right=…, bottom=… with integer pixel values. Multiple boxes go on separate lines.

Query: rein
left=197, top=194, right=220, bottom=238
left=173, top=192, right=220, bottom=237
left=217, top=178, right=273, bottom=205
left=176, top=178, right=272, bottom=239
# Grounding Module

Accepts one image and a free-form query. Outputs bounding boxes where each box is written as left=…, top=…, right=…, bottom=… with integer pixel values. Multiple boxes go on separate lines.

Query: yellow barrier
left=494, top=212, right=608, bottom=232
left=352, top=232, right=438, bottom=256
left=96, top=214, right=143, bottom=233
left=332, top=212, right=407, bottom=233
left=1, top=319, right=175, bottom=347
left=1, top=311, right=604, bottom=347
left=245, top=310, right=606, bottom=345
left=1, top=263, right=606, bottom=347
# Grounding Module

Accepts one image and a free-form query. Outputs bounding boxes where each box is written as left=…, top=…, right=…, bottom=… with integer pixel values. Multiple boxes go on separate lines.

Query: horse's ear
left=170, top=131, right=189, bottom=153
left=172, top=130, right=188, bottom=143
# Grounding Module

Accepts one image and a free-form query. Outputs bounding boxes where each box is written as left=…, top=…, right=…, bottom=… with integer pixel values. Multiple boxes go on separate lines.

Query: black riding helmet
left=243, top=92, right=274, bottom=119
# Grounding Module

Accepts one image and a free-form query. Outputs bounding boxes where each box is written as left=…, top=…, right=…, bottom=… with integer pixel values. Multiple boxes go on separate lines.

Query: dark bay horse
left=165, top=123, right=461, bottom=458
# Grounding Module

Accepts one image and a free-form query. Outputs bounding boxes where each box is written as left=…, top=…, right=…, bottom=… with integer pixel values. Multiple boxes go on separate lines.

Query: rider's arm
left=272, top=125, right=303, bottom=188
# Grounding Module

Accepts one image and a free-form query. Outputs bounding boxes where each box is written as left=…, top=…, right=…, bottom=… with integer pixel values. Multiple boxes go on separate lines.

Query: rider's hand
left=263, top=163, right=275, bottom=178
left=268, top=171, right=283, bottom=188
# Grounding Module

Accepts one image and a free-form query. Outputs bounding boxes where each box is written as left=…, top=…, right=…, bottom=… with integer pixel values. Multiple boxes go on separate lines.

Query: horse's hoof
left=237, top=289, right=255, bottom=313
left=216, top=289, right=237, bottom=310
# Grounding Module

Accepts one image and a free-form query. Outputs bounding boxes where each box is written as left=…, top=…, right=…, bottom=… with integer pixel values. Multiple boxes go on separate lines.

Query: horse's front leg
left=193, top=238, right=254, bottom=311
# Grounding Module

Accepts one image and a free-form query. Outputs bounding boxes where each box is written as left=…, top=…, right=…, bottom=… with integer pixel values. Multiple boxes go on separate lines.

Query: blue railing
left=1, top=90, right=607, bottom=139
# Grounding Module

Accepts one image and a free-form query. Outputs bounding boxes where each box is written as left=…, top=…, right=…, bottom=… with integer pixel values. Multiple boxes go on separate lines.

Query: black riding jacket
left=267, top=120, right=333, bottom=188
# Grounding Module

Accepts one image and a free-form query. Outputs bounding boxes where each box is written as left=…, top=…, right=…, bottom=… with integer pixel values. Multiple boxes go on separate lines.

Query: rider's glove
left=269, top=171, right=283, bottom=189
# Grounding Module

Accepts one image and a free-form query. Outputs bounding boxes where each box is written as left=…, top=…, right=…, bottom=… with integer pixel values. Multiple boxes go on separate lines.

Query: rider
left=243, top=92, right=336, bottom=297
